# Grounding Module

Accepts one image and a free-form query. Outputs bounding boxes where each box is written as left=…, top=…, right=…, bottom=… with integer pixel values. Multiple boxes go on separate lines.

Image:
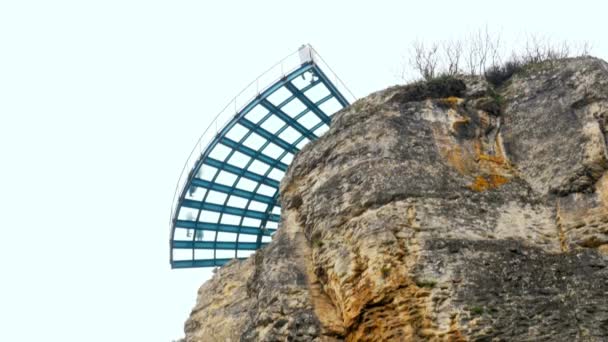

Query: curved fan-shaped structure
left=170, top=45, right=354, bottom=268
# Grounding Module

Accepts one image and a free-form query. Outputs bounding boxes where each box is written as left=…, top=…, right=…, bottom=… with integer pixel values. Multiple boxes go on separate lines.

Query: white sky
left=0, top=1, right=606, bottom=341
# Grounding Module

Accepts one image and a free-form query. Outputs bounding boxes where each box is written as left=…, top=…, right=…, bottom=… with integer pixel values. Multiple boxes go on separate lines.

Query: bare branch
left=404, top=29, right=593, bottom=82
left=443, top=40, right=462, bottom=76
left=410, top=40, right=439, bottom=80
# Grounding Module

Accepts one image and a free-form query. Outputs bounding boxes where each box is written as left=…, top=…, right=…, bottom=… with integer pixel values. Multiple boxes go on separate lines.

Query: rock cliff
left=182, top=57, right=608, bottom=341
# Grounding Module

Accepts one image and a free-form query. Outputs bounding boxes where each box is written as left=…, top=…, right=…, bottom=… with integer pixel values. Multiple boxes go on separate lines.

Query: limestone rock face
left=182, top=57, right=608, bottom=342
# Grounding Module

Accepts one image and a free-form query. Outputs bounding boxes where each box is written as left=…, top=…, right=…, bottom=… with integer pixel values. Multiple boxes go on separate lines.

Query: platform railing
left=169, top=44, right=357, bottom=232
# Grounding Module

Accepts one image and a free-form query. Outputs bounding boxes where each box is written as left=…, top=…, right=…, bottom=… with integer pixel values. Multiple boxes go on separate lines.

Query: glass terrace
left=170, top=45, right=355, bottom=268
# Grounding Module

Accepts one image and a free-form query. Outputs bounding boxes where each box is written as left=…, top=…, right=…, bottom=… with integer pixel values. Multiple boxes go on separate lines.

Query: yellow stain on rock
left=469, top=174, right=509, bottom=192
left=439, top=96, right=462, bottom=109
left=431, top=104, right=515, bottom=192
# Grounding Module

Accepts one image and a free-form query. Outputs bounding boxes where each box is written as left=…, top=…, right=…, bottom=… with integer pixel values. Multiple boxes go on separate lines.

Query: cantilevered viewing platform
left=170, top=45, right=355, bottom=268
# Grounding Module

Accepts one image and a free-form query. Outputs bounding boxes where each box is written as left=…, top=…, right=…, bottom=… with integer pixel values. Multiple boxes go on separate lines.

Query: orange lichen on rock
left=469, top=176, right=490, bottom=192
left=439, top=96, right=462, bottom=109
left=477, top=153, right=506, bottom=165
left=432, top=103, right=515, bottom=194
left=489, top=174, right=509, bottom=187
left=469, top=174, right=509, bottom=192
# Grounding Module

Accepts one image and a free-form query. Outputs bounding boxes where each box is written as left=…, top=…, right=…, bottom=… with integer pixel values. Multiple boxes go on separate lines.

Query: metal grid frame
left=170, top=46, right=351, bottom=268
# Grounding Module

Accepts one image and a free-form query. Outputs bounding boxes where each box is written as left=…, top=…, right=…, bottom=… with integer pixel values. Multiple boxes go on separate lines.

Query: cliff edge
left=183, top=57, right=608, bottom=341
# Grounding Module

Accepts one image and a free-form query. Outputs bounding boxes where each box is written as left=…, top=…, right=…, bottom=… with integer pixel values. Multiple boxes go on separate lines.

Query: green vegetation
left=389, top=76, right=466, bottom=104
left=485, top=60, right=523, bottom=87
left=469, top=306, right=484, bottom=315
left=416, top=278, right=437, bottom=288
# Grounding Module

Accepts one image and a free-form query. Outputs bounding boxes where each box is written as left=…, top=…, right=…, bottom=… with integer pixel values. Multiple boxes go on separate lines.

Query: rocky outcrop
left=183, top=57, right=608, bottom=341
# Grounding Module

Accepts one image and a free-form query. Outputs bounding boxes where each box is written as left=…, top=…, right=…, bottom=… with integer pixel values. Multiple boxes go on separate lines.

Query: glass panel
left=291, top=70, right=315, bottom=90
left=236, top=178, right=257, bottom=192
left=298, top=111, right=321, bottom=130
left=295, top=137, right=310, bottom=149
left=248, top=200, right=268, bottom=212
left=260, top=115, right=284, bottom=134
left=267, top=87, right=292, bottom=106
left=242, top=217, right=261, bottom=227
left=245, top=105, right=268, bottom=124
left=280, top=152, right=294, bottom=165
left=178, top=207, right=198, bottom=221
left=281, top=99, right=306, bottom=118
left=268, top=168, right=285, bottom=181
left=194, top=249, right=214, bottom=260
left=194, top=230, right=205, bottom=241
left=217, top=232, right=237, bottom=242
left=262, top=142, right=284, bottom=159
left=199, top=229, right=216, bottom=242
left=257, top=184, right=277, bottom=197
left=173, top=249, right=193, bottom=261
left=238, top=234, right=257, bottom=243
left=206, top=190, right=227, bottom=205
left=227, top=195, right=248, bottom=208
left=197, top=165, right=218, bottom=181
left=216, top=250, right=236, bottom=259
left=243, top=132, right=267, bottom=150
left=278, top=126, right=301, bottom=144
left=215, top=170, right=238, bottom=186
left=225, top=123, right=248, bottom=142
left=173, top=227, right=192, bottom=240
left=319, top=98, right=343, bottom=116
left=313, top=124, right=329, bottom=137
left=198, top=210, right=220, bottom=223
left=227, top=151, right=251, bottom=168
left=186, top=186, right=206, bottom=201
left=221, top=213, right=242, bottom=225
left=209, top=143, right=232, bottom=161
left=248, top=159, right=270, bottom=175
left=305, top=84, right=331, bottom=103
left=237, top=250, right=255, bottom=258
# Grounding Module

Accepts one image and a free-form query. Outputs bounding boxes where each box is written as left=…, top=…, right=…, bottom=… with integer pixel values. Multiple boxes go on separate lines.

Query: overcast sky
left=1, top=1, right=606, bottom=341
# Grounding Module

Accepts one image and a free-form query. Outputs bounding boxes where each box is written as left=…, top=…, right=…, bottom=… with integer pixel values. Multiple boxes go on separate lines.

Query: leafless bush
left=405, top=29, right=592, bottom=84
left=522, top=35, right=568, bottom=64
left=443, top=40, right=463, bottom=76
left=410, top=41, right=439, bottom=80
left=463, top=27, right=502, bottom=76
left=407, top=28, right=501, bottom=81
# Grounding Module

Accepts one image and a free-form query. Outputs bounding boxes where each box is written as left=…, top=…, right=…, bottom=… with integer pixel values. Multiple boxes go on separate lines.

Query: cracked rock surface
left=182, top=57, right=608, bottom=342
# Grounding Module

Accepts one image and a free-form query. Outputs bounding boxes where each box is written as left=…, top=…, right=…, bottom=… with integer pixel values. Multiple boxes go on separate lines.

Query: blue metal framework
left=170, top=46, right=352, bottom=268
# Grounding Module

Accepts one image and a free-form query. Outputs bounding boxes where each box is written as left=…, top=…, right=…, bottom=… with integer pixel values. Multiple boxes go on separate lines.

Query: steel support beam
left=219, top=137, right=288, bottom=172
left=203, top=157, right=281, bottom=189
left=238, top=117, right=300, bottom=155
left=190, top=178, right=276, bottom=205
left=284, top=81, right=331, bottom=124
left=175, top=220, right=276, bottom=236
left=259, top=99, right=317, bottom=141
left=182, top=199, right=280, bottom=222
left=173, top=240, right=268, bottom=250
